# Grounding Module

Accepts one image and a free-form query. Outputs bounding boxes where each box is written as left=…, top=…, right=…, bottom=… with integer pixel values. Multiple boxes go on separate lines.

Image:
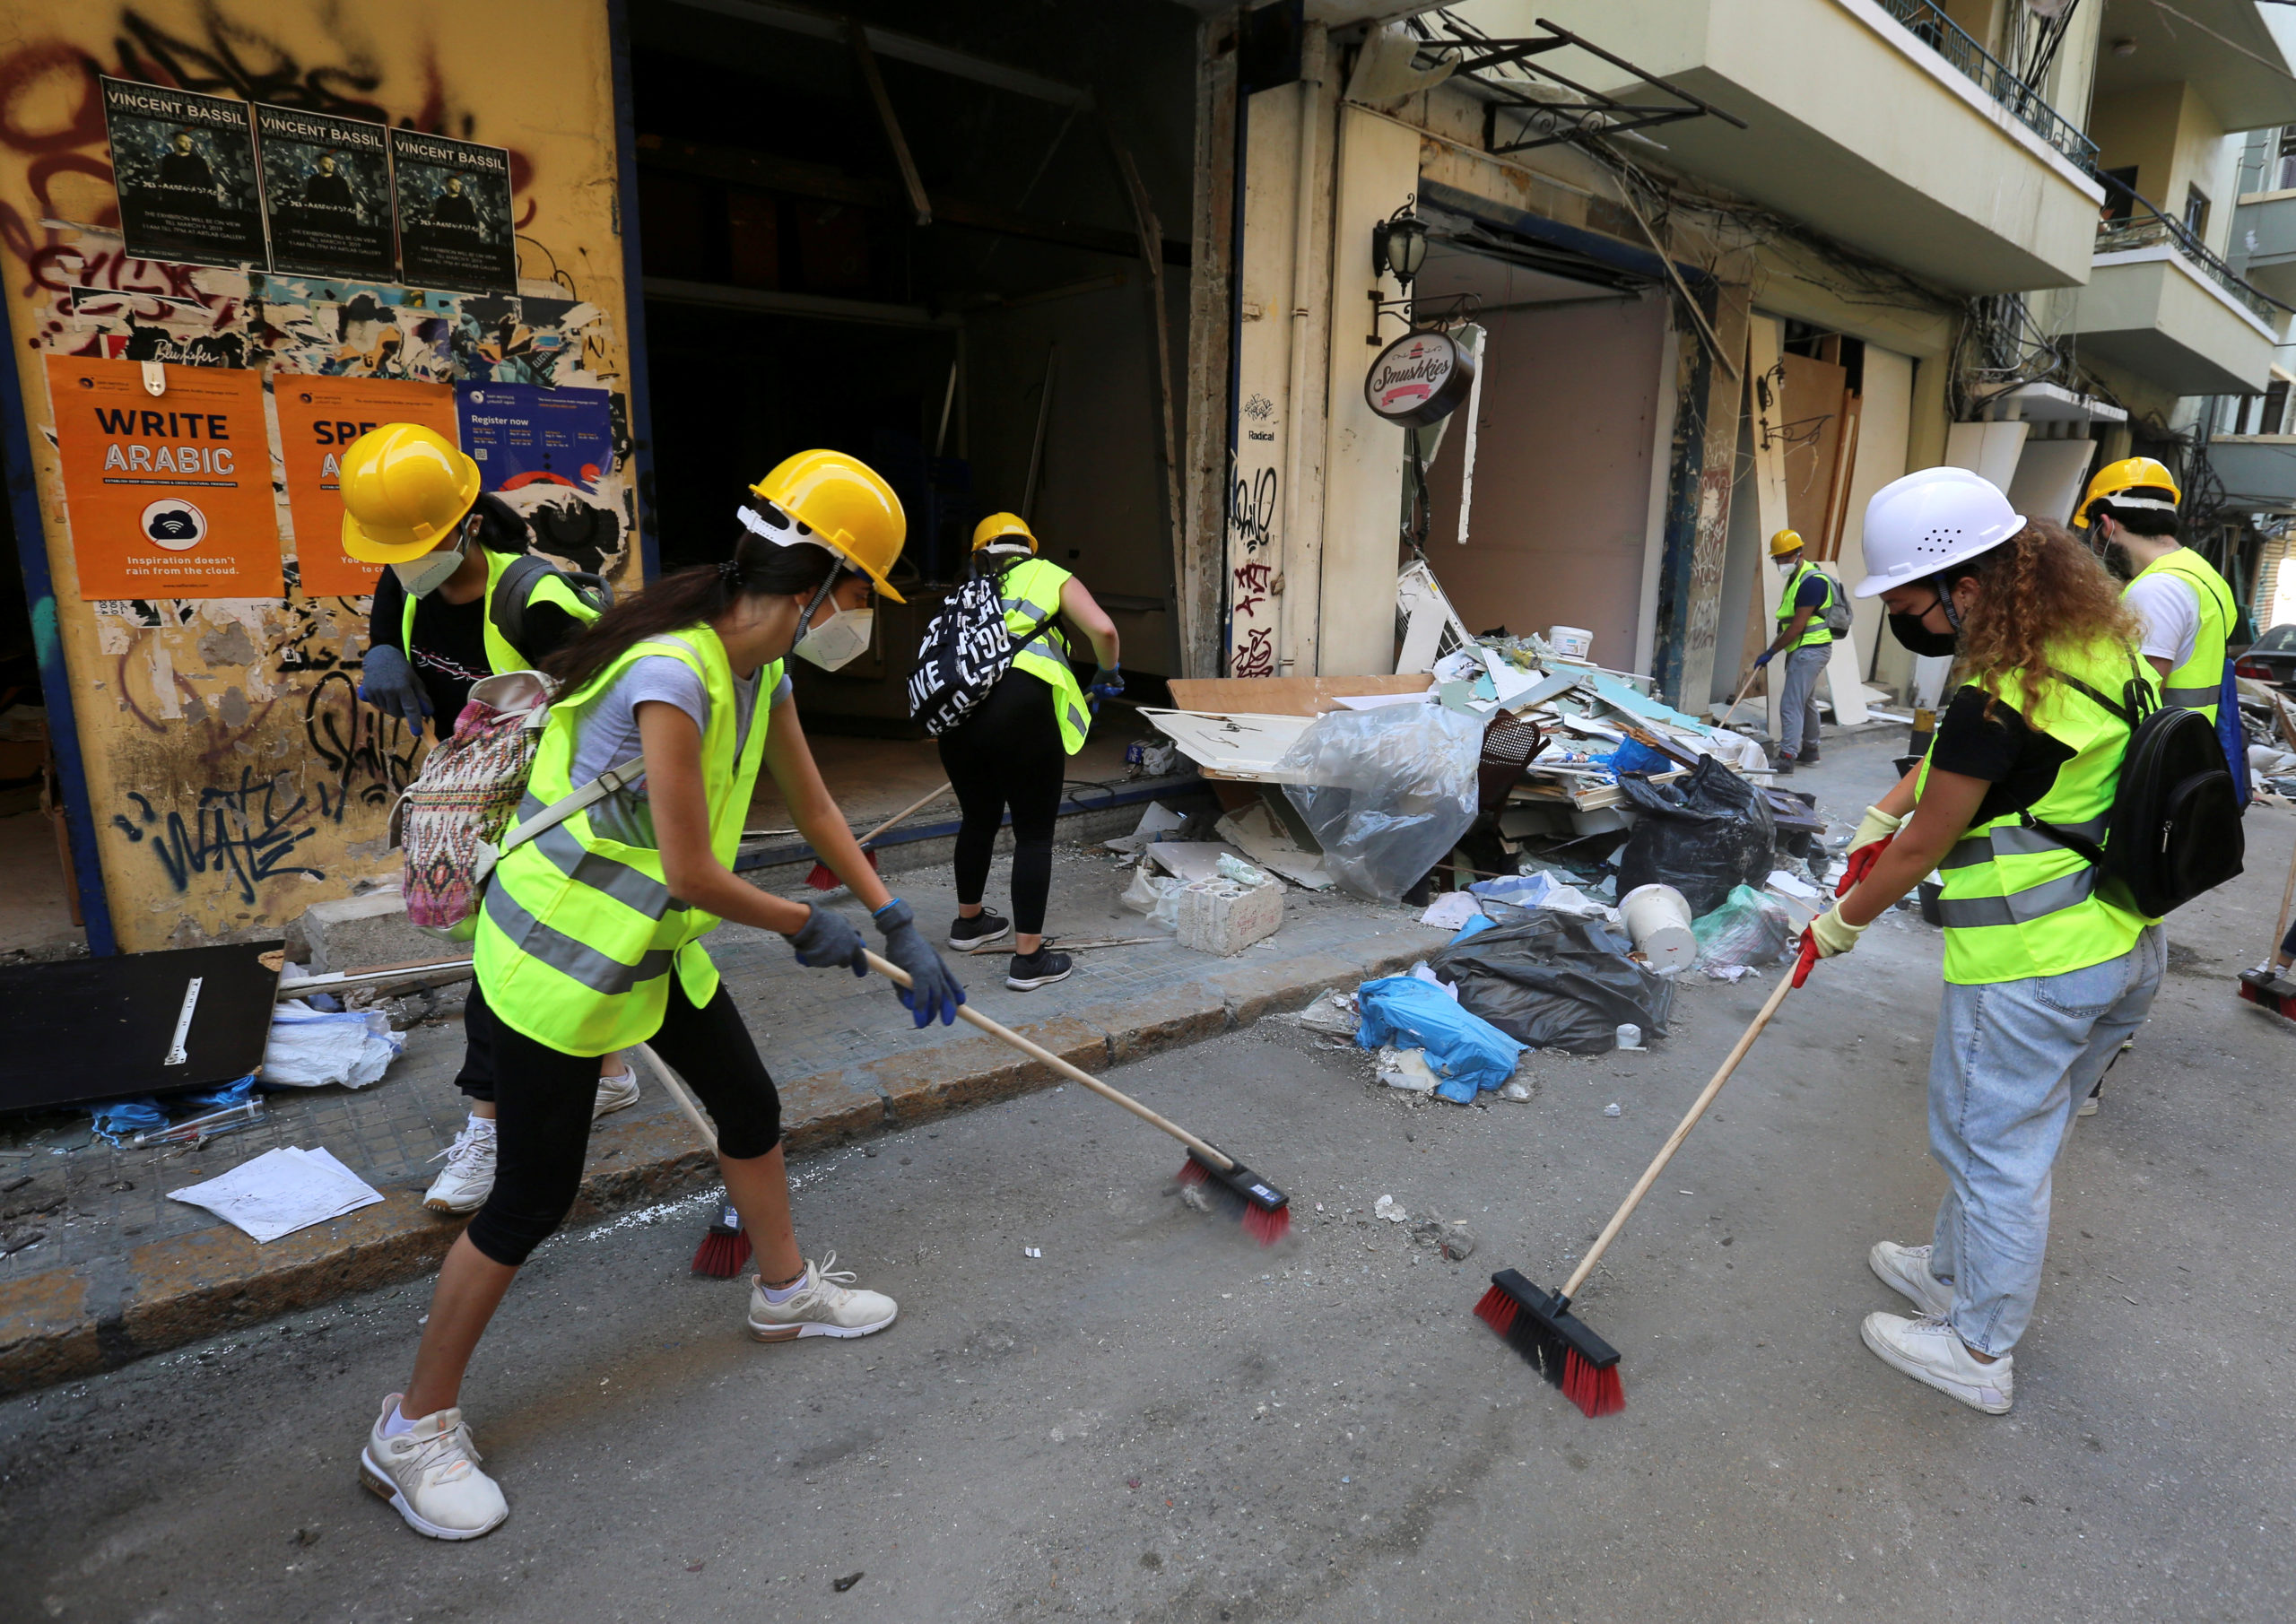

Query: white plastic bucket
left=1619, top=882, right=1696, bottom=972
left=1547, top=625, right=1594, bottom=660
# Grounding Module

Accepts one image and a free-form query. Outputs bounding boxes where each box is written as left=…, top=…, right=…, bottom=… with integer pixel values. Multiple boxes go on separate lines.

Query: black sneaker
left=1802, top=747, right=1822, bottom=764
left=949, top=911, right=1011, bottom=951
left=1768, top=752, right=1796, bottom=775
left=1005, top=943, right=1073, bottom=990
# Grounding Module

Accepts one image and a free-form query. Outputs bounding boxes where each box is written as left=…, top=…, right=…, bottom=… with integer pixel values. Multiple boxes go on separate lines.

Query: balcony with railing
left=2071, top=172, right=2286, bottom=395
left=1874, top=0, right=2098, bottom=174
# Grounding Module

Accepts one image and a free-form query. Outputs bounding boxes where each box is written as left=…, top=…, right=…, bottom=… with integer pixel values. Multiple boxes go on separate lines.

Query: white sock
left=381, top=1402, right=416, bottom=1437
left=761, top=1271, right=807, bottom=1304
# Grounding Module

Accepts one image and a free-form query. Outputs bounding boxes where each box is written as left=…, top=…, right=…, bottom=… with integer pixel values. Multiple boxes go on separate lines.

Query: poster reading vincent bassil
left=390, top=128, right=517, bottom=294
left=256, top=105, right=396, bottom=282
left=100, top=79, right=267, bottom=271
left=46, top=357, right=283, bottom=599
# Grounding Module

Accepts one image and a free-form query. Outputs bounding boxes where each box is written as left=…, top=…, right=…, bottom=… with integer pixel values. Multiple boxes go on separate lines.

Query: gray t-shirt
left=570, top=649, right=787, bottom=847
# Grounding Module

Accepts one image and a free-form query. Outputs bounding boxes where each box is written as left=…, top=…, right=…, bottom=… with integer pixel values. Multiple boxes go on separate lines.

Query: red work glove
left=1835, top=833, right=1892, bottom=898
left=1834, top=804, right=1904, bottom=898
left=1792, top=929, right=1821, bottom=988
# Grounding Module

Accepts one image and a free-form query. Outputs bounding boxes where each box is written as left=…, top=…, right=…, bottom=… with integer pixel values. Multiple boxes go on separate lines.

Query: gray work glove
left=873, top=898, right=966, bottom=1028
left=358, top=645, right=431, bottom=730
left=787, top=902, right=868, bottom=977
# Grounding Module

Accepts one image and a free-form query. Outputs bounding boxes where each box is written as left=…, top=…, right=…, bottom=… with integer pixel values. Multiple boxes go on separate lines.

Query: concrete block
left=1175, top=878, right=1283, bottom=956
left=300, top=887, right=454, bottom=974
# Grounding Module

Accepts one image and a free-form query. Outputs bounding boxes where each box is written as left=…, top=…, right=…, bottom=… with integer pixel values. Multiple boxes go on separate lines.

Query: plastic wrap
left=1690, top=883, right=1797, bottom=970
left=1275, top=705, right=1483, bottom=903
left=1355, top=975, right=1525, bottom=1102
left=1427, top=906, right=1674, bottom=1055
left=1613, top=755, right=1777, bottom=916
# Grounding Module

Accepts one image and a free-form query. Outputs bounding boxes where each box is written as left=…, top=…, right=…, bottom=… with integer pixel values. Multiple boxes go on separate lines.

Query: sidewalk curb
left=0, top=942, right=1419, bottom=1395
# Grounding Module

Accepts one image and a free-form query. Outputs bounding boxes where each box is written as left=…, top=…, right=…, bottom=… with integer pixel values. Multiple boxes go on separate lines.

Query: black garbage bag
left=1428, top=906, right=1674, bottom=1055
left=1613, top=756, right=1776, bottom=916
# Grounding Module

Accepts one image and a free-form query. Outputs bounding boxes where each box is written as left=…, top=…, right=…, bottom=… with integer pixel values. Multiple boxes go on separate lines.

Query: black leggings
left=938, top=666, right=1065, bottom=935
left=464, top=978, right=782, bottom=1267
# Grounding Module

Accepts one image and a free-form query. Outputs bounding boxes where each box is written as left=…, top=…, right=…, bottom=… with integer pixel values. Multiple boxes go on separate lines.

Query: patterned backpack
left=392, top=670, right=642, bottom=940
left=905, top=574, right=1057, bottom=736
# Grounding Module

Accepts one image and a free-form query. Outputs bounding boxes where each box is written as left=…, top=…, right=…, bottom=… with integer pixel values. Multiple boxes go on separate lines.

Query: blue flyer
left=454, top=381, right=613, bottom=491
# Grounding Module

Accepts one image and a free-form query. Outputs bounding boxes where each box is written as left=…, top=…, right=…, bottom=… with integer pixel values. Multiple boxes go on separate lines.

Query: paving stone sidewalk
left=0, top=846, right=1441, bottom=1393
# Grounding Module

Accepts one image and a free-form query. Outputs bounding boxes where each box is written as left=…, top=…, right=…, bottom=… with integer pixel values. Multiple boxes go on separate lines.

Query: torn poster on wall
left=256, top=105, right=396, bottom=283
left=48, top=356, right=282, bottom=599
left=100, top=79, right=268, bottom=272
left=277, top=377, right=460, bottom=598
left=390, top=129, right=517, bottom=294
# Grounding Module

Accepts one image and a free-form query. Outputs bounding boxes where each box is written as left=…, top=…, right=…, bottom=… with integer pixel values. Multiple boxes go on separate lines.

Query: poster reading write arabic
left=456, top=382, right=612, bottom=491
left=100, top=78, right=268, bottom=270
left=48, top=356, right=282, bottom=598
left=256, top=104, right=396, bottom=282
left=390, top=127, right=516, bottom=294
left=276, top=377, right=460, bottom=598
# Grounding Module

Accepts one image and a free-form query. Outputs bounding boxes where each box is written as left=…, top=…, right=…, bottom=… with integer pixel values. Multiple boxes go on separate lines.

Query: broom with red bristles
left=804, top=782, right=952, bottom=892
left=631, top=1043, right=754, bottom=1277
left=1479, top=969, right=1797, bottom=1415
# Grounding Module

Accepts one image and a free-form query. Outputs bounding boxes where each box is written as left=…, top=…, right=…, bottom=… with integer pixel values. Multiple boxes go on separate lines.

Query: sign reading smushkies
left=276, top=376, right=461, bottom=598
left=1364, top=327, right=1476, bottom=429
left=100, top=78, right=268, bottom=270
left=47, top=356, right=283, bottom=599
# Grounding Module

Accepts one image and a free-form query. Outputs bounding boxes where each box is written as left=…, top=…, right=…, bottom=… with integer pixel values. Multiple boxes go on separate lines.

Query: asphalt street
left=4, top=730, right=2294, bottom=1624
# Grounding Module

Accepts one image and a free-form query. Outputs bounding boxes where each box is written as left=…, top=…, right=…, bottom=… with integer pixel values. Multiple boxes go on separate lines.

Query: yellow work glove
left=1848, top=803, right=1903, bottom=853
left=1808, top=903, right=1866, bottom=960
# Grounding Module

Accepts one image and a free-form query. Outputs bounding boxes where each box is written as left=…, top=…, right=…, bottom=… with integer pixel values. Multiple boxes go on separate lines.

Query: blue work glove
left=1090, top=664, right=1125, bottom=700
left=787, top=903, right=868, bottom=977
left=1752, top=648, right=1775, bottom=669
left=359, top=645, right=431, bottom=729
left=874, top=898, right=967, bottom=1028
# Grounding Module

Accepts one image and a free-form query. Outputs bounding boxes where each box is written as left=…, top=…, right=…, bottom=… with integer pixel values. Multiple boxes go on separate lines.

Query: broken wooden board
left=1167, top=673, right=1432, bottom=717
left=1136, top=709, right=1317, bottom=781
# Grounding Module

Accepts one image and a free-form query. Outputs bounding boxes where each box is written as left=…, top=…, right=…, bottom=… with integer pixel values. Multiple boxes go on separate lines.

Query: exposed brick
left=0, top=1267, right=100, bottom=1394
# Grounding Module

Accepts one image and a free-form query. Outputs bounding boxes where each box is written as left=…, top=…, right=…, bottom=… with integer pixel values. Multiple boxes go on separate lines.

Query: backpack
left=392, top=670, right=642, bottom=940
left=1813, top=569, right=1855, bottom=638
left=906, top=574, right=1057, bottom=736
left=2022, top=663, right=2244, bottom=917
left=491, top=552, right=613, bottom=650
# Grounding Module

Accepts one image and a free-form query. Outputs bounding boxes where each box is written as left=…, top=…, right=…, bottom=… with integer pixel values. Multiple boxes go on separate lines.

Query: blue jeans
left=1924, top=925, right=2164, bottom=1355
left=1776, top=643, right=1829, bottom=759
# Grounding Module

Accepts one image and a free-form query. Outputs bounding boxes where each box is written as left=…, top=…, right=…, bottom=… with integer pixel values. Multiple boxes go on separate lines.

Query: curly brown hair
left=1949, top=518, right=2141, bottom=718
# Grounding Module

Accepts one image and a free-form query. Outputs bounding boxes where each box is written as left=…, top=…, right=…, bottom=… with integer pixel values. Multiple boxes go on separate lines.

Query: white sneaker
left=422, top=1117, right=498, bottom=1214
left=360, top=1394, right=508, bottom=1539
left=1868, top=1239, right=1952, bottom=1317
left=1860, top=1312, right=2013, bottom=1414
left=2077, top=1089, right=2100, bottom=1117
left=593, top=1065, right=640, bottom=1118
left=745, top=1253, right=898, bottom=1342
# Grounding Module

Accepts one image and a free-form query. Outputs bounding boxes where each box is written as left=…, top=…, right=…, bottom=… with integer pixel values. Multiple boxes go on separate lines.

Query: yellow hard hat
left=339, top=423, right=482, bottom=562
left=970, top=511, right=1037, bottom=553
left=2074, top=456, right=2179, bottom=527
left=1769, top=528, right=1804, bottom=558
left=748, top=449, right=907, bottom=603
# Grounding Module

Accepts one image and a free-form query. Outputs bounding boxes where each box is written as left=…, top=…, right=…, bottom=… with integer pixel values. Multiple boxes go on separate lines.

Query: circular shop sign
left=1364, top=327, right=1475, bottom=428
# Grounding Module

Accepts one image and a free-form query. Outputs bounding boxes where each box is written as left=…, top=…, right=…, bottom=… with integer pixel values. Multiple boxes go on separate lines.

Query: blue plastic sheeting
left=88, top=1073, right=259, bottom=1143
left=1356, top=976, right=1525, bottom=1104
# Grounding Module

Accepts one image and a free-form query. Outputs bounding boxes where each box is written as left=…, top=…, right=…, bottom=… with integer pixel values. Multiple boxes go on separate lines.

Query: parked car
left=2233, top=622, right=2296, bottom=695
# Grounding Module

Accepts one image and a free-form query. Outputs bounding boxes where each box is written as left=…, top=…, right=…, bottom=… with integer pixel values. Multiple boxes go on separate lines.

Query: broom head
left=691, top=1200, right=752, bottom=1278
left=2239, top=966, right=2296, bottom=1019
left=1176, top=1150, right=1291, bottom=1246
left=805, top=847, right=882, bottom=892
left=1474, top=1268, right=1624, bottom=1418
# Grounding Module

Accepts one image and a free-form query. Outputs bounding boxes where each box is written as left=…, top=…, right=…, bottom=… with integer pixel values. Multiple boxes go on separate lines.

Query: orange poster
left=48, top=355, right=283, bottom=599
left=274, top=376, right=460, bottom=598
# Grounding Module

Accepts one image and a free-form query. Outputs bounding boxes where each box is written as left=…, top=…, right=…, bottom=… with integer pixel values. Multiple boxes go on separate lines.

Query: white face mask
left=793, top=603, right=874, bottom=671
left=391, top=538, right=465, bottom=597
left=1774, top=557, right=1799, bottom=575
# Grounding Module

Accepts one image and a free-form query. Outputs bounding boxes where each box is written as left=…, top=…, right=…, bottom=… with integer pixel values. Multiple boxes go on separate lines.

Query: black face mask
left=1888, top=589, right=1961, bottom=656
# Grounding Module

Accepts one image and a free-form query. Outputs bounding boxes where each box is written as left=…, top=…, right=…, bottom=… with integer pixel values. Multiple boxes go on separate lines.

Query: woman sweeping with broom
left=360, top=452, right=969, bottom=1540
left=1797, top=467, right=2164, bottom=1415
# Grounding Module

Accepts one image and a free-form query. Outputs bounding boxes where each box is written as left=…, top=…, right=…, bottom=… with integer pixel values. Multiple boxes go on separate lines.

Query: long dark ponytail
left=544, top=496, right=840, bottom=695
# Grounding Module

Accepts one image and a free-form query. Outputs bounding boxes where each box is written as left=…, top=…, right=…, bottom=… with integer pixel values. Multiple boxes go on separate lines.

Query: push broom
left=805, top=781, right=952, bottom=891
left=1478, top=970, right=1796, bottom=1415
left=631, top=1043, right=755, bottom=1277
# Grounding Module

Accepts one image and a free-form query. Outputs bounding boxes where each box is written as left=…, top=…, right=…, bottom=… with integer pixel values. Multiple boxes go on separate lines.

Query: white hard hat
left=1850, top=467, right=2025, bottom=598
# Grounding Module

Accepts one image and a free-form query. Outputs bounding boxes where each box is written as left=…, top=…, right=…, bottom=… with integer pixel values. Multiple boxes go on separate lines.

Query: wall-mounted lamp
left=1371, top=199, right=1430, bottom=295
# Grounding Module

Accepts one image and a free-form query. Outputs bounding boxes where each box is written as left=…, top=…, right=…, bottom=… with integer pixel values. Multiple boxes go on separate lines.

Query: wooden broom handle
left=634, top=1042, right=718, bottom=1151
left=860, top=948, right=1233, bottom=1169
left=1561, top=971, right=1795, bottom=1299
left=857, top=781, right=952, bottom=848
left=2270, top=826, right=2296, bottom=963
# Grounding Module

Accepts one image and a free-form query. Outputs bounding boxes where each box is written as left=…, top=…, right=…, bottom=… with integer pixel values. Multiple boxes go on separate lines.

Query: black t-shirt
left=1927, top=683, right=2078, bottom=826
left=1793, top=571, right=1831, bottom=612
left=370, top=560, right=586, bottom=735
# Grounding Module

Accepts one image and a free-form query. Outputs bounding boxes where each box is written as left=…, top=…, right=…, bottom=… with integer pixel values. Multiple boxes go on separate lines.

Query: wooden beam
left=849, top=23, right=931, bottom=226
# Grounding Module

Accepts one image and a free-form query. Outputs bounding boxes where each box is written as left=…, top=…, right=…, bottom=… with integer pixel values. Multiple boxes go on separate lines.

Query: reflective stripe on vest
left=402, top=547, right=602, bottom=676
left=999, top=557, right=1092, bottom=755
left=474, top=627, right=776, bottom=1055
left=1776, top=560, right=1834, bottom=650
left=1918, top=646, right=2154, bottom=986
left=2126, top=550, right=2231, bottom=720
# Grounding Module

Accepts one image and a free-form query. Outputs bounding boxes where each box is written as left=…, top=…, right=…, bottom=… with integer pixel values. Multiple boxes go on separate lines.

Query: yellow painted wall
left=0, top=0, right=634, bottom=951
left=2092, top=79, right=2227, bottom=222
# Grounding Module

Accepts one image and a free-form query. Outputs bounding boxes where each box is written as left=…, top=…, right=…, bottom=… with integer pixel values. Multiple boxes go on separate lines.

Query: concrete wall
left=0, top=0, right=634, bottom=951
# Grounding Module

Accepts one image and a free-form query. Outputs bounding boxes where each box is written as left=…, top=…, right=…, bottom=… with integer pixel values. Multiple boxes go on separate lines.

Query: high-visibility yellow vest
left=474, top=625, right=776, bottom=1055
left=401, top=546, right=601, bottom=677
left=999, top=557, right=1091, bottom=755
left=2124, top=548, right=2232, bottom=721
left=1776, top=560, right=1835, bottom=650
left=1921, top=637, right=2157, bottom=986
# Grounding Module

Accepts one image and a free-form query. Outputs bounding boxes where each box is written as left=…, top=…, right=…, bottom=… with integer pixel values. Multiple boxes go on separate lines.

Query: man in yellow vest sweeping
left=1753, top=527, right=1839, bottom=773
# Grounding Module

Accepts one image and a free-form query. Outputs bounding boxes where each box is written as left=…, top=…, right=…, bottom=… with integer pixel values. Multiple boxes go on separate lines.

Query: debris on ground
left=262, top=1005, right=405, bottom=1089
left=1355, top=974, right=1525, bottom=1102
left=1426, top=908, right=1672, bottom=1055
left=1373, top=1046, right=1439, bottom=1094
left=1691, top=884, right=1798, bottom=972
left=1295, top=988, right=1361, bottom=1038
left=1374, top=1194, right=1407, bottom=1222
